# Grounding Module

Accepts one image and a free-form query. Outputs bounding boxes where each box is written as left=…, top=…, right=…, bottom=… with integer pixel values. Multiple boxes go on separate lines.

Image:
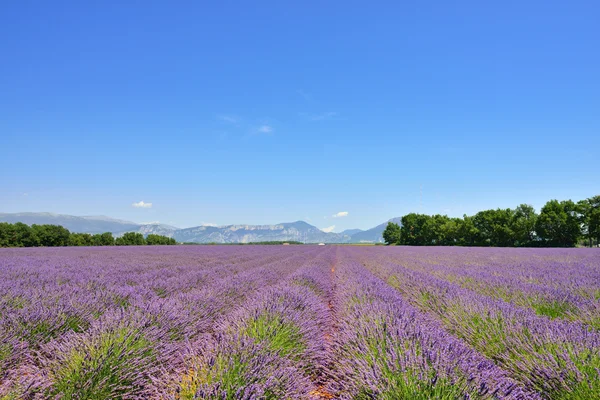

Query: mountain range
left=0, top=212, right=400, bottom=244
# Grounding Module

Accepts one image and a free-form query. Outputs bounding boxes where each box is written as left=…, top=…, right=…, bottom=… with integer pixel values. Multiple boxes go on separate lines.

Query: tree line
left=382, top=195, right=600, bottom=247
left=0, top=223, right=177, bottom=247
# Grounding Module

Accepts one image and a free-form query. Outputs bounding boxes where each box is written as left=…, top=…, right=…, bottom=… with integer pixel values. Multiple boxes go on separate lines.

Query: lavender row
left=363, top=246, right=600, bottom=299
left=356, top=247, right=600, bottom=327
left=327, top=249, right=533, bottom=399
left=355, top=249, right=600, bottom=399
left=168, top=251, right=337, bottom=399
left=0, top=246, right=325, bottom=398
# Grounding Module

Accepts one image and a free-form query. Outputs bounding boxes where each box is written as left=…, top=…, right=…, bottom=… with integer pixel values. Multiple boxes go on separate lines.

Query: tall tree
left=457, top=216, right=478, bottom=246
left=382, top=222, right=401, bottom=245
left=536, top=200, right=582, bottom=247
left=579, top=195, right=600, bottom=246
left=511, top=204, right=538, bottom=247
left=146, top=234, right=177, bottom=245
left=438, top=217, right=463, bottom=246
left=94, top=232, right=115, bottom=246
left=116, top=232, right=146, bottom=246
left=399, top=213, right=431, bottom=245
left=12, top=222, right=39, bottom=247
left=69, top=233, right=94, bottom=246
left=472, top=209, right=515, bottom=247
left=32, top=224, right=71, bottom=247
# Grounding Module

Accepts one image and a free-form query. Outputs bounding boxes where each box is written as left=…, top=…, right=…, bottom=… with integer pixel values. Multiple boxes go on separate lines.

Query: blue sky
left=1, top=1, right=598, bottom=231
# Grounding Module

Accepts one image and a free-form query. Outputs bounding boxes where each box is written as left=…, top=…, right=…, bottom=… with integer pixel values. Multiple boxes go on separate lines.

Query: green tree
left=456, top=216, right=478, bottom=246
left=578, top=195, right=600, bottom=247
left=115, top=232, right=146, bottom=246
left=12, top=222, right=39, bottom=247
left=0, top=222, right=39, bottom=247
left=472, top=209, right=515, bottom=247
left=146, top=234, right=177, bottom=245
left=535, top=200, right=582, bottom=247
left=92, top=232, right=115, bottom=246
left=511, top=204, right=538, bottom=247
left=399, top=214, right=431, bottom=245
left=69, top=233, right=94, bottom=246
left=382, top=222, right=401, bottom=245
left=0, top=223, right=12, bottom=247
left=438, top=217, right=463, bottom=246
left=32, top=224, right=71, bottom=247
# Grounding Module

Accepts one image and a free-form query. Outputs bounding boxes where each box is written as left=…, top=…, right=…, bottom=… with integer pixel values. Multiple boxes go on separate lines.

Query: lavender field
left=0, top=246, right=599, bottom=399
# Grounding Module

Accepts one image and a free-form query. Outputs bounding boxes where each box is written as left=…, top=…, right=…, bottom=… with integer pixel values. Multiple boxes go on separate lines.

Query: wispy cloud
left=297, top=89, right=311, bottom=101
left=202, top=222, right=218, bottom=227
left=257, top=125, right=273, bottom=134
left=299, top=111, right=338, bottom=121
left=132, top=201, right=152, bottom=209
left=142, top=221, right=160, bottom=225
left=321, top=225, right=336, bottom=233
left=310, top=111, right=338, bottom=121
left=332, top=211, right=349, bottom=218
left=217, top=114, right=239, bottom=124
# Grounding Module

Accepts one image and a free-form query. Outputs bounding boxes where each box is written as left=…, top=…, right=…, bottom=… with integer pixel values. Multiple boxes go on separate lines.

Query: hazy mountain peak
left=0, top=212, right=400, bottom=244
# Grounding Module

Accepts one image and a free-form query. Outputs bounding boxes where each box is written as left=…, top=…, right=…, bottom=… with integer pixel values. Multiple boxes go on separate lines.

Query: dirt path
left=309, top=247, right=339, bottom=399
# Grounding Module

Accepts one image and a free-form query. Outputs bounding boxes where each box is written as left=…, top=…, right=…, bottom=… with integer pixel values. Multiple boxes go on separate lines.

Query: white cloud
left=142, top=221, right=160, bottom=225
left=132, top=201, right=152, bottom=208
left=217, top=114, right=238, bottom=124
left=310, top=111, right=337, bottom=121
left=258, top=125, right=273, bottom=133
left=332, top=211, right=349, bottom=218
left=202, top=222, right=218, bottom=227
left=321, top=225, right=335, bottom=233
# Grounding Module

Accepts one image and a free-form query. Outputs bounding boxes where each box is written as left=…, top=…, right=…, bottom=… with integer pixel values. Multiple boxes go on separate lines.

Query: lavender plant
left=0, top=245, right=598, bottom=399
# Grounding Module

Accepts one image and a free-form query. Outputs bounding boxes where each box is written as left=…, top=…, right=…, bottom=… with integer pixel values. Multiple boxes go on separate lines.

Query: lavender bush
left=0, top=245, right=598, bottom=399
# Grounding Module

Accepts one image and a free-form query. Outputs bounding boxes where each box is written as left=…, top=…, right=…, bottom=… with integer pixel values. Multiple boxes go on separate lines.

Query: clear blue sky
left=1, top=1, right=598, bottom=231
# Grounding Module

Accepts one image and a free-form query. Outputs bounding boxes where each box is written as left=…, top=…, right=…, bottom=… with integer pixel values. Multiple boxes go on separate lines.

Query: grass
left=349, top=313, right=481, bottom=399
left=355, top=373, right=479, bottom=400
left=152, top=287, right=168, bottom=298
left=178, top=311, right=308, bottom=399
left=1, top=295, right=28, bottom=309
left=243, top=313, right=305, bottom=358
left=291, top=277, right=325, bottom=296
left=0, top=389, right=23, bottom=400
left=178, top=343, right=296, bottom=400
left=529, top=298, right=576, bottom=319
left=46, top=327, right=155, bottom=400
left=20, top=314, right=89, bottom=345
left=112, top=294, right=131, bottom=309
left=435, top=274, right=594, bottom=326
left=0, top=342, right=13, bottom=367
left=382, top=272, right=600, bottom=399
left=178, top=352, right=249, bottom=400
left=435, top=305, right=600, bottom=399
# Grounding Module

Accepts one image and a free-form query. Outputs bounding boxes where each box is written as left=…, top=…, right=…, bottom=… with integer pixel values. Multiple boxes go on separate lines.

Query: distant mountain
left=133, top=223, right=179, bottom=238
left=340, top=229, right=363, bottom=236
left=0, top=212, right=401, bottom=244
left=348, top=217, right=402, bottom=243
left=174, top=221, right=349, bottom=243
left=0, top=212, right=178, bottom=237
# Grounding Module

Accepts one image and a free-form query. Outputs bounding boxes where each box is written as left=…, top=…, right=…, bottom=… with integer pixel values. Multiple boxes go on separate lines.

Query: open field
left=1, top=246, right=599, bottom=399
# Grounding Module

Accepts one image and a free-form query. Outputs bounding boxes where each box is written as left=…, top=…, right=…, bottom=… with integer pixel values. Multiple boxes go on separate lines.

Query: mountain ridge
left=0, top=212, right=400, bottom=244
